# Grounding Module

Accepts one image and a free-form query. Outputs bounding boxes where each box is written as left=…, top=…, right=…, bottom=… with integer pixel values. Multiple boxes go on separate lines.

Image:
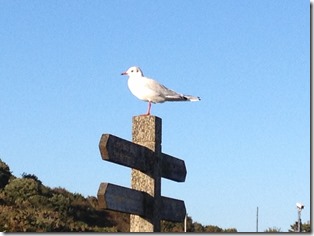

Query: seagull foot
left=139, top=113, right=150, bottom=116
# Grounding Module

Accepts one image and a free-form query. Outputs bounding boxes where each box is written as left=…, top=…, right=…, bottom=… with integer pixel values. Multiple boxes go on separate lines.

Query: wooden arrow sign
left=99, top=134, right=186, bottom=182
left=97, top=182, right=186, bottom=222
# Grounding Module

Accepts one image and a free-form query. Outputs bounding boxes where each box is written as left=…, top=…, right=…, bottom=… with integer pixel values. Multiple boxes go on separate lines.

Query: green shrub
left=0, top=159, right=12, bottom=189
left=3, top=178, right=40, bottom=204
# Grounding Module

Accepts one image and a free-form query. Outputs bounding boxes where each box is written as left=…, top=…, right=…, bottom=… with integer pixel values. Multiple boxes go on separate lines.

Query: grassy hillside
left=0, top=159, right=129, bottom=232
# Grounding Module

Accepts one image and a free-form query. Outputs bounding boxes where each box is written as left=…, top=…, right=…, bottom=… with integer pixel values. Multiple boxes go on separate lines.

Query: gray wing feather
left=145, top=78, right=200, bottom=102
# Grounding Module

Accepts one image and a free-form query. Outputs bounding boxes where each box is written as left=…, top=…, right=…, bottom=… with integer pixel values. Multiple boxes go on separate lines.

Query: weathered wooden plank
left=97, top=182, right=186, bottom=222
left=99, top=134, right=187, bottom=182
left=97, top=182, right=148, bottom=216
left=161, top=196, right=186, bottom=222
left=99, top=134, right=154, bottom=173
left=161, top=153, right=187, bottom=182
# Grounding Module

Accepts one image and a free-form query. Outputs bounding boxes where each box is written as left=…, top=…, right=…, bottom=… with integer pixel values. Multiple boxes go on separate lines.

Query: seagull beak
left=121, top=72, right=127, bottom=75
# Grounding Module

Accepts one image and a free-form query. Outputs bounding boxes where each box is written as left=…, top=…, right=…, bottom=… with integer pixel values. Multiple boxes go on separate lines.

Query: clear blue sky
left=0, top=0, right=310, bottom=232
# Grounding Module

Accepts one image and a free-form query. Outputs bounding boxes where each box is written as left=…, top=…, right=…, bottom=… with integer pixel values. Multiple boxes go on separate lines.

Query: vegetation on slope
left=1, top=159, right=310, bottom=232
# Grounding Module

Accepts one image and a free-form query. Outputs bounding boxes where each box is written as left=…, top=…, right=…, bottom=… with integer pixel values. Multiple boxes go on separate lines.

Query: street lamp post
left=296, top=203, right=304, bottom=232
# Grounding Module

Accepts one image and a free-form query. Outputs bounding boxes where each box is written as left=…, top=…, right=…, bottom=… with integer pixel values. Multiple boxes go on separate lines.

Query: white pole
left=184, top=214, right=187, bottom=232
left=256, top=207, right=259, bottom=232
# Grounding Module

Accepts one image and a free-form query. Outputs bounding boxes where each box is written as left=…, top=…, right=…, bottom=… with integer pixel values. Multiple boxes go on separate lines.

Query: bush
left=22, top=173, right=42, bottom=184
left=0, top=159, right=12, bottom=189
left=3, top=178, right=40, bottom=204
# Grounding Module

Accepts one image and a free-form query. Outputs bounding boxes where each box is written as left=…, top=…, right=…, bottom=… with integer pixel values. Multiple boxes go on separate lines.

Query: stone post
left=130, top=115, right=162, bottom=232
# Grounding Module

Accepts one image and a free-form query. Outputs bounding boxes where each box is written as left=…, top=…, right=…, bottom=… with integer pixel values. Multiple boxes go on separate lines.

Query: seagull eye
left=131, top=70, right=133, bottom=72
left=136, top=69, right=139, bottom=72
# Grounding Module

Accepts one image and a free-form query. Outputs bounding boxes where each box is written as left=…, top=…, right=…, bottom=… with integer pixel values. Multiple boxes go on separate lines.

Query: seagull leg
left=141, top=101, right=151, bottom=116
left=147, top=101, right=151, bottom=115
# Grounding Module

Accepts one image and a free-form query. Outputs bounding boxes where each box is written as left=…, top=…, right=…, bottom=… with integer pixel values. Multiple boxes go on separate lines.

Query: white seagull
left=121, top=66, right=200, bottom=115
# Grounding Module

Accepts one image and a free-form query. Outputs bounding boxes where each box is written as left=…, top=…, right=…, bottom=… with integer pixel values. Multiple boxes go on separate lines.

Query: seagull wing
left=145, top=78, right=200, bottom=102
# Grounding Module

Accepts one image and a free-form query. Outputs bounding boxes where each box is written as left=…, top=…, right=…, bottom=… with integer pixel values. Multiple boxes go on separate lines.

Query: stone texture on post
left=130, top=115, right=162, bottom=232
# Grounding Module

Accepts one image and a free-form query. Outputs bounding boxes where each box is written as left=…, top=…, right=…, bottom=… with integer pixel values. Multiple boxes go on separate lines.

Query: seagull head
left=121, top=66, right=144, bottom=78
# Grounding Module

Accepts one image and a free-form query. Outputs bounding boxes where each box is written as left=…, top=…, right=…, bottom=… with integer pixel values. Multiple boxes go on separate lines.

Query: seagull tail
left=183, top=95, right=201, bottom=102
left=164, top=94, right=201, bottom=102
